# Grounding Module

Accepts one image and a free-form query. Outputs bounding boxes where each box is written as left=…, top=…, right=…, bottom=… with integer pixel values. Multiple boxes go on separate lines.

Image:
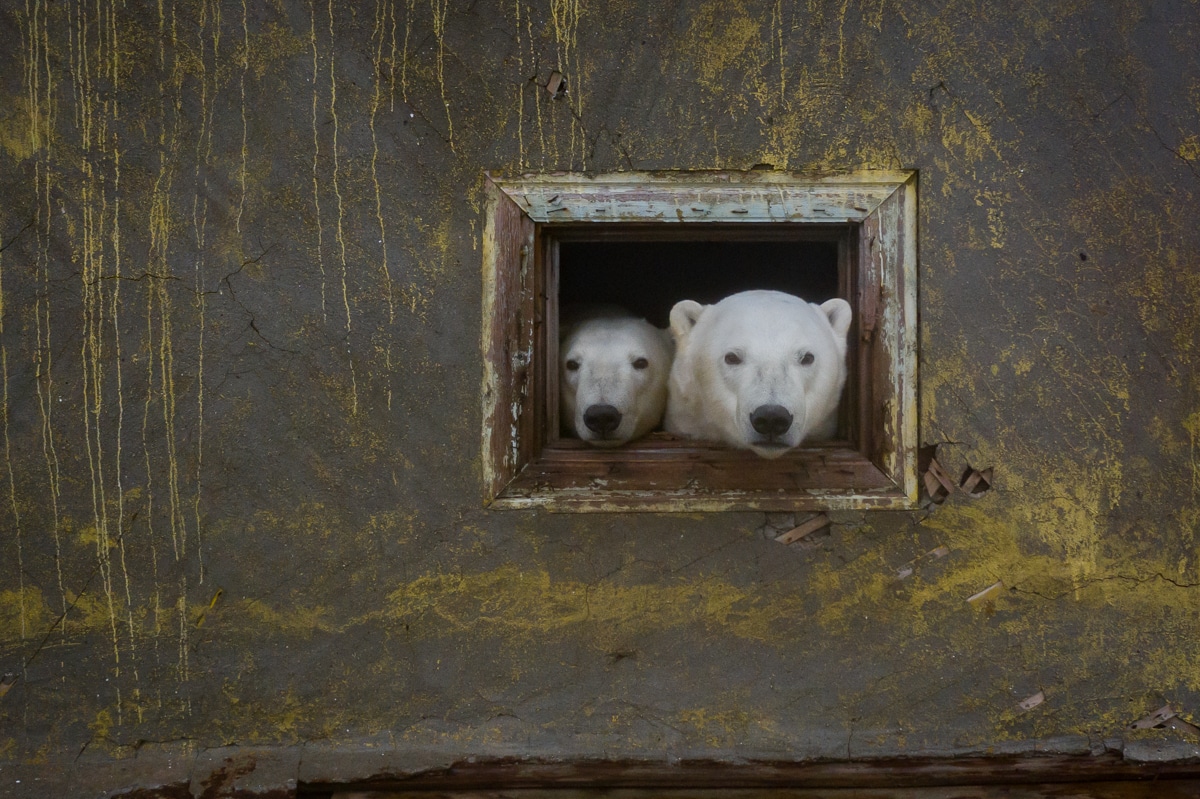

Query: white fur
left=664, top=290, right=852, bottom=459
left=559, top=307, right=673, bottom=447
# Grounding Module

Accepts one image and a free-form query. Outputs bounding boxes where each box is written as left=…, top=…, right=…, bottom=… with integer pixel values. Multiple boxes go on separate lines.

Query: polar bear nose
left=750, top=404, right=793, bottom=438
left=584, top=404, right=622, bottom=435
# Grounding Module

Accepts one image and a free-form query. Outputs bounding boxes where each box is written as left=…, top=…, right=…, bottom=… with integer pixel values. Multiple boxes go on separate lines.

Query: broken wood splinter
left=960, top=466, right=994, bottom=497
left=1132, top=704, right=1179, bottom=730
left=1019, top=690, right=1045, bottom=711
left=923, top=457, right=955, bottom=504
left=895, top=545, right=951, bottom=579
left=966, top=580, right=1004, bottom=605
left=776, top=513, right=830, bottom=545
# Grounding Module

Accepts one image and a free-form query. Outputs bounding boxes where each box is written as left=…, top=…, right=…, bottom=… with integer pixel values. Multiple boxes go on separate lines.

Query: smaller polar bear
left=559, top=306, right=673, bottom=447
left=664, top=290, right=852, bottom=459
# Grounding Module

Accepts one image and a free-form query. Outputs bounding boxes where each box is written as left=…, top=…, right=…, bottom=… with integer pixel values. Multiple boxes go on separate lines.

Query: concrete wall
left=0, top=0, right=1198, bottom=794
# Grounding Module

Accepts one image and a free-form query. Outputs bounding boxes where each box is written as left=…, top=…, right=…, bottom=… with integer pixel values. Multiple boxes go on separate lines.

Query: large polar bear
left=664, top=290, right=852, bottom=458
left=559, top=306, right=673, bottom=447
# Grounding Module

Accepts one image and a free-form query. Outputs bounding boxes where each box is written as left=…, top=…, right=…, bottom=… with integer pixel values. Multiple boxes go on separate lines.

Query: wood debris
left=966, top=580, right=1004, bottom=605
left=1019, top=691, right=1045, bottom=711
left=895, top=545, right=951, bottom=580
left=923, top=457, right=955, bottom=504
left=960, top=466, right=994, bottom=497
left=1132, top=704, right=1181, bottom=730
left=776, top=513, right=830, bottom=545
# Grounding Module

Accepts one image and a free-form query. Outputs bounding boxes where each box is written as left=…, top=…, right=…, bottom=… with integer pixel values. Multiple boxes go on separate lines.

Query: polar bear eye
left=632, top=357, right=649, bottom=370
left=799, top=352, right=815, bottom=366
left=565, top=359, right=580, bottom=371
left=724, top=352, right=742, bottom=366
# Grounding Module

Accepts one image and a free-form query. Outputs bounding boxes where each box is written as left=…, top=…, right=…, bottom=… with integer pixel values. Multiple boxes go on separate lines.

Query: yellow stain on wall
left=686, top=1, right=762, bottom=97
left=0, top=95, right=45, bottom=161
left=678, top=706, right=767, bottom=747
left=239, top=598, right=335, bottom=638
left=0, top=587, right=52, bottom=642
left=247, top=21, right=309, bottom=79
left=89, top=709, right=116, bottom=744
left=384, top=564, right=808, bottom=643
left=1179, top=135, right=1200, bottom=162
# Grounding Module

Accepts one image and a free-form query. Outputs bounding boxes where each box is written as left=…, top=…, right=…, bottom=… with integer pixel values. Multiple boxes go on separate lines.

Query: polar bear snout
left=583, top=404, right=622, bottom=435
left=749, top=404, right=793, bottom=438
left=558, top=308, right=673, bottom=447
left=665, top=290, right=851, bottom=458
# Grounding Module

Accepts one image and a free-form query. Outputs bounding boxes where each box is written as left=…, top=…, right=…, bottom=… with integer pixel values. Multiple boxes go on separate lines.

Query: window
left=481, top=171, right=918, bottom=512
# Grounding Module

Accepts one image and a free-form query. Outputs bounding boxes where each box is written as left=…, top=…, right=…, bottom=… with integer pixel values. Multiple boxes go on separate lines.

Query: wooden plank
left=480, top=176, right=536, bottom=504
left=857, top=198, right=883, bottom=466
left=858, top=171, right=918, bottom=503
left=321, top=755, right=1200, bottom=795
left=544, top=222, right=852, bottom=243
left=483, top=170, right=919, bottom=512
left=496, top=441, right=904, bottom=512
left=336, top=784, right=1200, bottom=799
left=543, top=234, right=560, bottom=439
left=495, top=171, right=916, bottom=224
left=836, top=231, right=858, bottom=444
left=775, top=513, right=831, bottom=544
left=895, top=174, right=920, bottom=502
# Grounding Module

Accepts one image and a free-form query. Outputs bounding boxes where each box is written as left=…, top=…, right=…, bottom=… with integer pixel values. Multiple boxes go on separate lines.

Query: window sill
left=490, top=433, right=908, bottom=512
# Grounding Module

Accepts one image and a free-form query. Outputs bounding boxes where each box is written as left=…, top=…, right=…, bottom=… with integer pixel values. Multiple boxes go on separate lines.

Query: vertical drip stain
left=774, top=0, right=787, bottom=105
left=430, top=0, right=454, bottom=148
left=25, top=0, right=68, bottom=630
left=107, top=0, right=140, bottom=719
left=328, top=0, right=359, bottom=416
left=237, top=0, right=248, bottom=234
left=836, top=0, right=850, bottom=80
left=388, top=0, right=399, bottom=113
left=310, top=0, right=328, bottom=322
left=527, top=1, right=546, bottom=168
left=142, top=196, right=160, bottom=713
left=147, top=0, right=190, bottom=710
left=371, top=0, right=397, bottom=411
left=84, top=0, right=122, bottom=724
left=0, top=230, right=22, bottom=644
left=191, top=0, right=222, bottom=591
left=514, top=0, right=524, bottom=168
left=401, top=0, right=416, bottom=103
left=112, top=156, right=140, bottom=720
left=549, top=0, right=583, bottom=167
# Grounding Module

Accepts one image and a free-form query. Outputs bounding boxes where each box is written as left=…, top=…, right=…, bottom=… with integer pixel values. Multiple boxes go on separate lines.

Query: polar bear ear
left=819, top=298, right=853, bottom=340
left=669, top=300, right=706, bottom=343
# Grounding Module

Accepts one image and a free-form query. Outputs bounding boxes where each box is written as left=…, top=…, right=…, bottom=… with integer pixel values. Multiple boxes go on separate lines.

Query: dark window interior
left=559, top=238, right=841, bottom=328
left=550, top=226, right=855, bottom=444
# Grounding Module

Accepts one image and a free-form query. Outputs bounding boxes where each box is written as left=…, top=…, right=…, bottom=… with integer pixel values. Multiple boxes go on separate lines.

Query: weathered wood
left=496, top=439, right=905, bottom=512
left=317, top=754, right=1200, bottom=796
left=494, top=170, right=915, bottom=224
left=482, top=171, right=919, bottom=512
left=544, top=235, right=560, bottom=438
left=480, top=176, right=537, bottom=504
left=776, top=513, right=831, bottom=544
left=334, top=783, right=1200, bottom=799
left=543, top=222, right=852, bottom=243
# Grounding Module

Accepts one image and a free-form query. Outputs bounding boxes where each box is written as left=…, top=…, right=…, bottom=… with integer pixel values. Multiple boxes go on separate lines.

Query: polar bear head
left=664, top=290, right=852, bottom=459
left=559, top=309, right=673, bottom=447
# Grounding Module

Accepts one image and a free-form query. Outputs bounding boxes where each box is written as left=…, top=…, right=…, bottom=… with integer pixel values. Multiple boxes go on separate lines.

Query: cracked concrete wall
left=1, top=0, right=1199, bottom=791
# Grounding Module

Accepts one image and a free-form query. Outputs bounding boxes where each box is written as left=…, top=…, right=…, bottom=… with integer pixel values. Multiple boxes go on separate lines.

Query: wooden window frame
left=481, top=170, right=918, bottom=512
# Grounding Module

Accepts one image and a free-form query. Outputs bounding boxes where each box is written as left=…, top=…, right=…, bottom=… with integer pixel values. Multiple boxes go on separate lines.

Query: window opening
left=481, top=171, right=918, bottom=512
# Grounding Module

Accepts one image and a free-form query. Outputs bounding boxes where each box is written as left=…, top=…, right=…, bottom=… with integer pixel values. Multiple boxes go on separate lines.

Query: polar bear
left=664, top=290, right=852, bottom=458
left=559, top=306, right=673, bottom=447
